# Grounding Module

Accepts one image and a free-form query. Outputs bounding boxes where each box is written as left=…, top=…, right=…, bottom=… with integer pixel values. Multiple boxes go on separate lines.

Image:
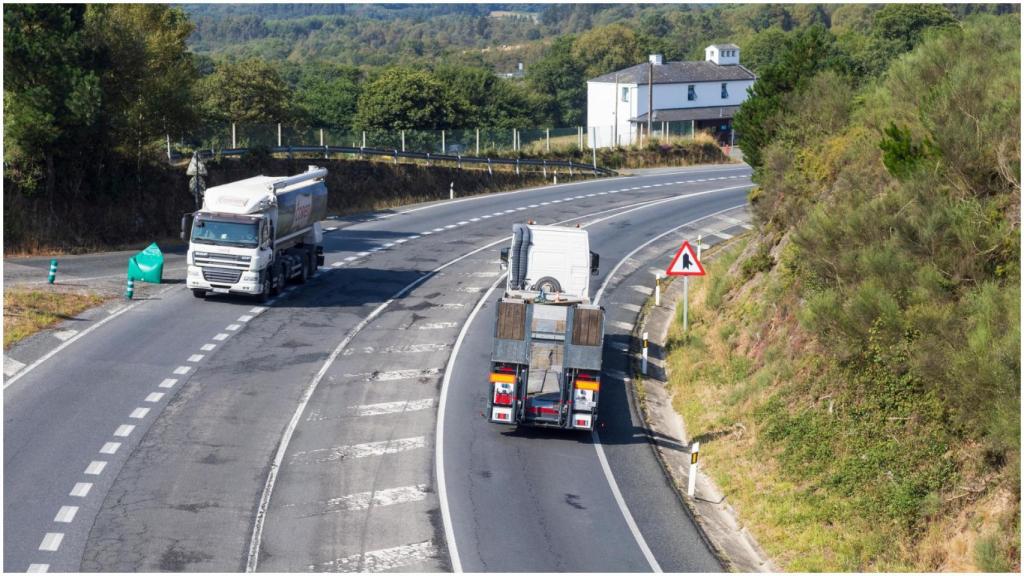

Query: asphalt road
left=4, top=163, right=752, bottom=573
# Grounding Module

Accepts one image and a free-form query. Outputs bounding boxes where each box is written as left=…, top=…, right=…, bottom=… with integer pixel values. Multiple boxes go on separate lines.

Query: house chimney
left=648, top=54, right=664, bottom=66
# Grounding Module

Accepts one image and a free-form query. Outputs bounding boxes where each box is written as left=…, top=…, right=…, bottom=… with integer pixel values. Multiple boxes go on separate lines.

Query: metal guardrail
left=172, top=145, right=617, bottom=177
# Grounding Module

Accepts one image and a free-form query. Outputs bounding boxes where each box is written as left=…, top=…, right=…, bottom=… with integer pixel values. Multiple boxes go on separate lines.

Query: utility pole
left=647, top=60, right=654, bottom=142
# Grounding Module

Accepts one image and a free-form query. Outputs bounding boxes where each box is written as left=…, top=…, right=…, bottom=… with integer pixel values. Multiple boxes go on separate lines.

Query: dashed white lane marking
left=418, top=321, right=459, bottom=330
left=611, top=320, right=634, bottom=331
left=358, top=251, right=372, bottom=257
left=515, top=207, right=526, bottom=211
left=540, top=201, right=551, bottom=205
left=85, top=461, right=106, bottom=475
left=27, top=564, right=49, bottom=572
left=456, top=221, right=469, bottom=226
left=469, top=218, right=481, bottom=223
left=457, top=286, right=485, bottom=293
left=201, top=343, right=216, bottom=351
left=492, top=212, right=504, bottom=216
left=4, top=356, right=26, bottom=377
left=369, top=247, right=382, bottom=253
left=308, top=540, right=439, bottom=573
left=70, top=483, right=92, bottom=498
left=503, top=209, right=515, bottom=213
left=528, top=204, right=539, bottom=208
left=420, top=231, right=433, bottom=236
left=130, top=407, right=150, bottom=419
left=290, top=436, right=426, bottom=465
left=173, top=366, right=190, bottom=375
left=307, top=398, right=435, bottom=421
left=54, top=506, right=78, bottom=523
left=145, top=392, right=164, bottom=403
left=586, top=193, right=596, bottom=197
left=188, top=354, right=204, bottom=362
left=481, top=214, right=492, bottom=219
left=343, top=368, right=443, bottom=382
left=250, top=306, right=266, bottom=314
left=100, top=442, right=121, bottom=454
left=564, top=196, right=576, bottom=201
left=302, top=484, right=429, bottom=516
left=158, top=378, right=177, bottom=389
left=238, top=314, right=254, bottom=323
left=642, top=185, right=652, bottom=189
left=226, top=324, right=241, bottom=331
left=407, top=235, right=421, bottom=241
left=38, top=533, right=63, bottom=552
left=213, top=333, right=229, bottom=341
left=622, top=303, right=642, bottom=313
left=432, top=228, right=445, bottom=233
left=551, top=199, right=562, bottom=204
left=652, top=183, right=663, bottom=187
left=394, top=239, right=407, bottom=245
left=343, top=342, right=450, bottom=356
left=114, top=424, right=135, bottom=437
left=631, top=285, right=654, bottom=295
left=53, top=329, right=78, bottom=341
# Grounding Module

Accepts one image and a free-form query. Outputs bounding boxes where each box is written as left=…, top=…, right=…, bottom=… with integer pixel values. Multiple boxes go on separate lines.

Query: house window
left=687, top=84, right=696, bottom=101
left=621, top=87, right=630, bottom=102
left=721, top=83, right=729, bottom=99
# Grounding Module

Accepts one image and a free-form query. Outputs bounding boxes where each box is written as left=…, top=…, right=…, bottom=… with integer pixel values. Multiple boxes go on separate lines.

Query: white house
left=586, top=44, right=756, bottom=148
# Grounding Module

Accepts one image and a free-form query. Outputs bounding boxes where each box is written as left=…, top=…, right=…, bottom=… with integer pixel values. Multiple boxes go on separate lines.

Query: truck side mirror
left=180, top=213, right=194, bottom=241
left=499, top=247, right=510, bottom=270
left=590, top=251, right=600, bottom=275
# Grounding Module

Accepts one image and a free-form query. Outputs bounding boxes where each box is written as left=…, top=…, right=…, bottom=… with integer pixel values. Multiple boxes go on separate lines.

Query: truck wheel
left=297, top=259, right=309, bottom=284
left=532, top=277, right=562, bottom=294
left=308, top=251, right=318, bottom=276
left=257, top=274, right=271, bottom=302
left=192, top=289, right=207, bottom=299
left=270, top=265, right=284, bottom=296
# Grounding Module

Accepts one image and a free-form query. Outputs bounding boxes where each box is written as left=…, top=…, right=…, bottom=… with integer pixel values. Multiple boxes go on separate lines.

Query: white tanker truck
left=182, top=166, right=328, bottom=301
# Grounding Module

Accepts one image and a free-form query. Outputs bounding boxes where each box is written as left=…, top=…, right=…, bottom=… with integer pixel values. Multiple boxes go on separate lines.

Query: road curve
left=3, top=164, right=751, bottom=573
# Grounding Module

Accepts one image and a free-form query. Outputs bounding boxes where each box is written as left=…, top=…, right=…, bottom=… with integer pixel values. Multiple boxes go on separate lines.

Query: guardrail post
left=401, top=130, right=406, bottom=152
left=476, top=128, right=480, bottom=156
left=277, top=123, right=282, bottom=147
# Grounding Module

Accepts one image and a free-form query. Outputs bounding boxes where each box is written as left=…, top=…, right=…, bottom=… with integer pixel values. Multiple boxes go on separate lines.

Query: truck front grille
left=202, top=267, right=242, bottom=284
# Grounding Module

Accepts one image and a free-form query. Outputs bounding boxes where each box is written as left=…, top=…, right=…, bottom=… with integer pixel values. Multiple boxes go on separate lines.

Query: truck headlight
left=241, top=272, right=258, bottom=282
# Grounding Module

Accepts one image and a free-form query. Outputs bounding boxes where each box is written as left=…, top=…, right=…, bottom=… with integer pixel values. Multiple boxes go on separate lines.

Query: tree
left=293, top=62, right=362, bottom=128
left=527, top=35, right=586, bottom=126
left=196, top=59, right=294, bottom=124
left=352, top=67, right=466, bottom=132
left=571, top=24, right=645, bottom=79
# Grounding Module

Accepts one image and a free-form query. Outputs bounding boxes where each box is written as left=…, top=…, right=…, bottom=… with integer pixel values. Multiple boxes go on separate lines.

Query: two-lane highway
left=4, top=163, right=751, bottom=572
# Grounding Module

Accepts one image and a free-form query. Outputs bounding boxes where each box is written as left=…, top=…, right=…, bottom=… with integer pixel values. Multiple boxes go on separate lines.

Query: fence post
left=277, top=123, right=282, bottom=147
left=441, top=130, right=446, bottom=154
left=362, top=131, right=366, bottom=148
left=166, top=134, right=172, bottom=161
left=401, top=130, right=406, bottom=152
left=232, top=123, right=237, bottom=149
left=546, top=128, right=550, bottom=152
left=319, top=128, right=324, bottom=147
left=476, top=128, right=480, bottom=156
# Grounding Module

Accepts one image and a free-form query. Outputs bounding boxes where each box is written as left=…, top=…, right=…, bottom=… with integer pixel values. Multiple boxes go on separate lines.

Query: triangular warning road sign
left=666, top=241, right=705, bottom=276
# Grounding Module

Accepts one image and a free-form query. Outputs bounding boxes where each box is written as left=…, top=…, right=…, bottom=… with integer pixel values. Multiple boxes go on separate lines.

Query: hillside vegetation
left=666, top=15, right=1019, bottom=570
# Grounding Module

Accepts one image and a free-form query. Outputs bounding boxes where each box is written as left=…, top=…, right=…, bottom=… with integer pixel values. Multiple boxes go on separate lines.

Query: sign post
left=665, top=240, right=706, bottom=333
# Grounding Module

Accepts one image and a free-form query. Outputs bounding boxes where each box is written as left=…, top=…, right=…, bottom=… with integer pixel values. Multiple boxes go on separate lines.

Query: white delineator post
left=449, top=182, right=454, bottom=200
left=654, top=272, right=662, bottom=306
left=641, top=332, right=649, bottom=375
left=687, top=441, right=700, bottom=497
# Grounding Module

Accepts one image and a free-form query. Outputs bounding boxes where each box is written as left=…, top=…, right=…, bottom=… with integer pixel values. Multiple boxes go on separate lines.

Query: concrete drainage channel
left=625, top=234, right=776, bottom=573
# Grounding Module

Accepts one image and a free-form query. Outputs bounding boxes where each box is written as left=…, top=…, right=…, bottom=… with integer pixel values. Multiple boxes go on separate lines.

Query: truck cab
left=500, top=223, right=599, bottom=303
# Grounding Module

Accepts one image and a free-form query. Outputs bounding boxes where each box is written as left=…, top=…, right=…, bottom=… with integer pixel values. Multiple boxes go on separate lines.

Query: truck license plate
left=212, top=288, right=230, bottom=294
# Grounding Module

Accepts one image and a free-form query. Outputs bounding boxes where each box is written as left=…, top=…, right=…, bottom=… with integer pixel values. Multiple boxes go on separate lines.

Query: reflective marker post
left=687, top=441, right=700, bottom=497
left=641, top=331, right=649, bottom=375
left=48, top=259, right=58, bottom=284
left=125, top=277, right=134, bottom=300
left=450, top=182, right=454, bottom=200
left=654, top=272, right=662, bottom=306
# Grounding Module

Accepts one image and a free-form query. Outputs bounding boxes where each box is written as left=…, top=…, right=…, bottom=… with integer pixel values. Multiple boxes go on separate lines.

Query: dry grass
left=4, top=288, right=110, bottom=348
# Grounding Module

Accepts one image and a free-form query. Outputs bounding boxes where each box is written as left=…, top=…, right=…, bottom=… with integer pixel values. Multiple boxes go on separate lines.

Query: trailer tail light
left=493, top=381, right=514, bottom=406
left=574, top=373, right=600, bottom=391
left=573, top=413, right=593, bottom=430
left=490, top=372, right=515, bottom=384
left=491, top=406, right=513, bottom=424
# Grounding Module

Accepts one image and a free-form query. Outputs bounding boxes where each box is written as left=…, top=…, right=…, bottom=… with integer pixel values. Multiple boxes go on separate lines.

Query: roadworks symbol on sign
left=666, top=241, right=706, bottom=277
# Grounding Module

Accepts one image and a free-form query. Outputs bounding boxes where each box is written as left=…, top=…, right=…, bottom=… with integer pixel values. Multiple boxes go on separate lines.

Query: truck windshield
left=191, top=218, right=258, bottom=247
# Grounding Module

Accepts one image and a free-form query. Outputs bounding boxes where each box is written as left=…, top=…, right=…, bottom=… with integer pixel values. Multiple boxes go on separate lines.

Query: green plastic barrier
left=127, top=242, right=164, bottom=283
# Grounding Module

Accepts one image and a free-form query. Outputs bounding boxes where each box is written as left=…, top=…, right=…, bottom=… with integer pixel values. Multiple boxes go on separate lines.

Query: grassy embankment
left=4, top=289, right=110, bottom=348
left=663, top=17, right=1019, bottom=571
left=522, top=131, right=732, bottom=169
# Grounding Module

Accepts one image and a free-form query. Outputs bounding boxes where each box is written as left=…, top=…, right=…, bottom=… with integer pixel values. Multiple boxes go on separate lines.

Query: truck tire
left=270, top=265, right=284, bottom=296
left=297, top=258, right=309, bottom=284
left=307, top=250, right=318, bottom=276
left=257, top=273, right=271, bottom=302
left=532, top=276, right=562, bottom=294
left=192, top=289, right=207, bottom=299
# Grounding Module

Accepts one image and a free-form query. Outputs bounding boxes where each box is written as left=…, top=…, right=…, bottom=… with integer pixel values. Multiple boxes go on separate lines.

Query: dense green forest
left=669, top=13, right=1019, bottom=570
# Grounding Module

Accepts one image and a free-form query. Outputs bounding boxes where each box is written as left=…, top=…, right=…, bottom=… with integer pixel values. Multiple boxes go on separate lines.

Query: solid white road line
left=70, top=483, right=92, bottom=498
left=114, top=424, right=135, bottom=437
left=54, top=506, right=78, bottom=523
left=84, top=461, right=106, bottom=475
left=158, top=378, right=177, bottom=388
left=145, top=392, right=164, bottom=403
left=309, top=540, right=439, bottom=573
left=100, top=442, right=121, bottom=454
left=3, top=284, right=178, bottom=390
left=38, top=533, right=63, bottom=552
left=289, top=436, right=426, bottom=465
